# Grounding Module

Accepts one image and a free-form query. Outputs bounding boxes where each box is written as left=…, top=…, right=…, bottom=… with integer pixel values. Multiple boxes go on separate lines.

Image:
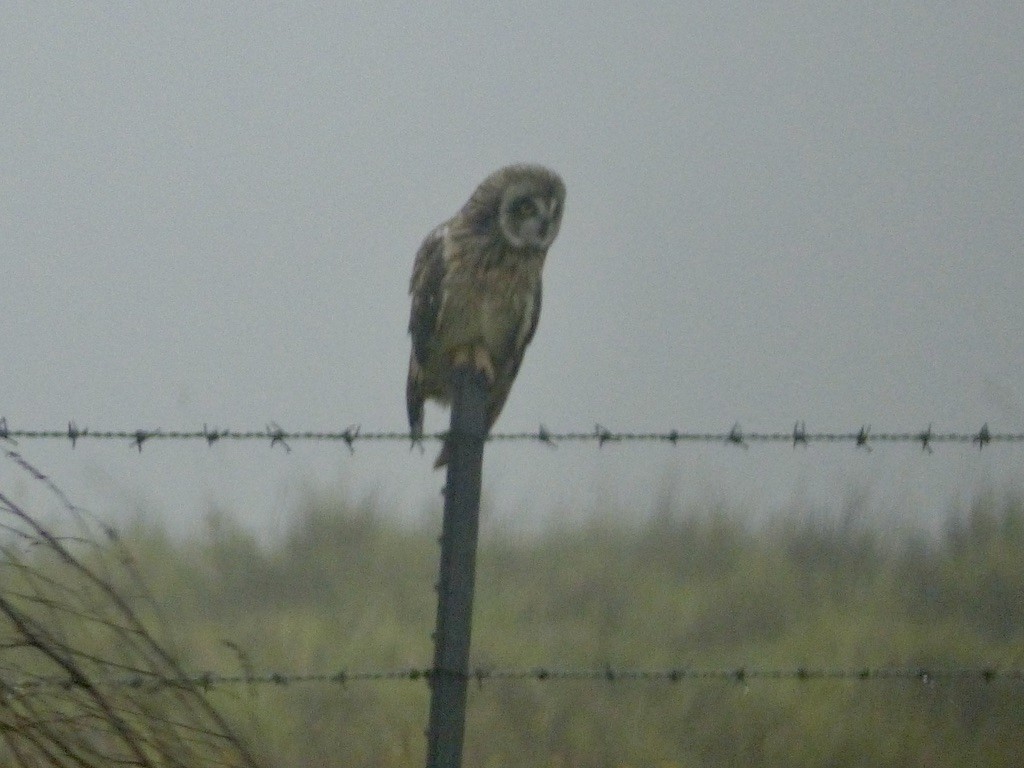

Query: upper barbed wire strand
left=0, top=419, right=1018, bottom=451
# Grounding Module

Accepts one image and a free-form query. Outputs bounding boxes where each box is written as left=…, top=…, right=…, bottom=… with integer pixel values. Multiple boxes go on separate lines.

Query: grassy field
left=3, top=465, right=1022, bottom=767
left=96, top=487, right=1024, bottom=767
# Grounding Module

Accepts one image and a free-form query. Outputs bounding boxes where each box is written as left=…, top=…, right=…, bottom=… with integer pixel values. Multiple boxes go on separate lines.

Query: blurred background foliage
left=105, top=486, right=1024, bottom=767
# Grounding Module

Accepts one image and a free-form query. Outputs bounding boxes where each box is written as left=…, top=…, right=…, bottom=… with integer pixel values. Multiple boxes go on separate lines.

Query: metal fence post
left=425, top=364, right=488, bottom=768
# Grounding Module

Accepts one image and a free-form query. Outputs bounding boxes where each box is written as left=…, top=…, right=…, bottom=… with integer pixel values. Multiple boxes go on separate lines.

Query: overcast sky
left=3, top=3, right=1022, bottom=537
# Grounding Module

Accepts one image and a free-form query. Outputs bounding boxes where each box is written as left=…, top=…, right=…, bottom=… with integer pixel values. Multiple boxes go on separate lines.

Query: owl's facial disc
left=500, top=188, right=563, bottom=250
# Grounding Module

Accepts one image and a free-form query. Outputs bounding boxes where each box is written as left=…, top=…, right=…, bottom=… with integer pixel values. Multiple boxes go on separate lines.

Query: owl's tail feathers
left=433, top=440, right=451, bottom=470
left=408, top=403, right=426, bottom=461
left=407, top=359, right=426, bottom=448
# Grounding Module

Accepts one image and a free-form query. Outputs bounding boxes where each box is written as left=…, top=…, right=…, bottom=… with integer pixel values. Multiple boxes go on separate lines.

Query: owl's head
left=465, top=164, right=565, bottom=252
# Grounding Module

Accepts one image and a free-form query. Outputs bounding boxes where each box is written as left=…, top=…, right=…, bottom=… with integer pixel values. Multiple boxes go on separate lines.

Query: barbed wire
left=6, top=666, right=1023, bottom=693
left=0, top=418, right=1019, bottom=453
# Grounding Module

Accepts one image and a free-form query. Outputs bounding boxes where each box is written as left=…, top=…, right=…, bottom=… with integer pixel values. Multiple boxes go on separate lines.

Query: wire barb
left=203, top=423, right=222, bottom=445
left=974, top=422, right=991, bottom=450
left=918, top=424, right=934, bottom=454
left=341, top=425, right=360, bottom=454
left=67, top=420, right=84, bottom=447
left=727, top=423, right=747, bottom=449
left=537, top=424, right=556, bottom=449
left=594, top=424, right=617, bottom=447
left=132, top=429, right=155, bottom=452
left=792, top=421, right=807, bottom=448
left=267, top=422, right=291, bottom=453
left=856, top=425, right=872, bottom=452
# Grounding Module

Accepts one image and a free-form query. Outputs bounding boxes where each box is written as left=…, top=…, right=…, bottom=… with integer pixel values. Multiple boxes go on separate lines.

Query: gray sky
left=3, top=3, right=1023, bottom=536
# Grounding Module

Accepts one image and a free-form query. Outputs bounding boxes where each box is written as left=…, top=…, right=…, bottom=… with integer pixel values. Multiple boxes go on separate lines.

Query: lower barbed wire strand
left=7, top=666, right=1021, bottom=691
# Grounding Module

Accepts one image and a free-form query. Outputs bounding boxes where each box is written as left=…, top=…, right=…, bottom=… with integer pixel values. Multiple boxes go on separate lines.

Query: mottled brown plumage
left=407, top=164, right=566, bottom=467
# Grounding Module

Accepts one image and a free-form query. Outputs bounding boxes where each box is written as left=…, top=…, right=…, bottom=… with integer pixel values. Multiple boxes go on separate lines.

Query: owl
left=407, top=164, right=566, bottom=468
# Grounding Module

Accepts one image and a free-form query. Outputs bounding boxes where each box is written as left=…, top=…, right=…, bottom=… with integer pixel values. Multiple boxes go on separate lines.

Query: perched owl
left=407, top=164, right=566, bottom=468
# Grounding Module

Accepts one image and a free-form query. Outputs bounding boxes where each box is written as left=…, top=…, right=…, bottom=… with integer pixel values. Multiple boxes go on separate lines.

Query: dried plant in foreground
left=0, top=448, right=263, bottom=768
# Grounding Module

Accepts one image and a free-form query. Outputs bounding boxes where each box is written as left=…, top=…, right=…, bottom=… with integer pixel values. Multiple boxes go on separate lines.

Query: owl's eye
left=511, top=197, right=536, bottom=218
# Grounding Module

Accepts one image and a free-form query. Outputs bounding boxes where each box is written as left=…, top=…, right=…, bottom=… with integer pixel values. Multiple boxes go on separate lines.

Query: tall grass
left=3, top=446, right=1023, bottom=766
left=124, top=486, right=1024, bottom=767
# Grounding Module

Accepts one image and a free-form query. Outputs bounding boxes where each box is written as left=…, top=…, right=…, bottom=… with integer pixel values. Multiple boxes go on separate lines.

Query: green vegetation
left=107, top=488, right=1024, bottom=768
left=10, top=486, right=1024, bottom=767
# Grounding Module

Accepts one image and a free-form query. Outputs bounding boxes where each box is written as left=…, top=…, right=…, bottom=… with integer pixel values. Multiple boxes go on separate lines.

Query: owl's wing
left=406, top=224, right=448, bottom=436
left=486, top=279, right=543, bottom=428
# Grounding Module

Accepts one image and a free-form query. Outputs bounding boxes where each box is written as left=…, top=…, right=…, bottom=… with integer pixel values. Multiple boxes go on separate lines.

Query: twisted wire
left=6, top=666, right=1023, bottom=693
left=0, top=418, right=1017, bottom=452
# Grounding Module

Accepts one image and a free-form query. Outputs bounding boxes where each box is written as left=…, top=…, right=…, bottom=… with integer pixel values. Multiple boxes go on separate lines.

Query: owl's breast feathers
left=442, top=234, right=543, bottom=359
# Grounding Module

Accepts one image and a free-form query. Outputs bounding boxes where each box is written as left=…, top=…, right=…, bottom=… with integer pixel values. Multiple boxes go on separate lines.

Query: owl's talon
left=449, top=345, right=496, bottom=384
left=472, top=346, right=496, bottom=384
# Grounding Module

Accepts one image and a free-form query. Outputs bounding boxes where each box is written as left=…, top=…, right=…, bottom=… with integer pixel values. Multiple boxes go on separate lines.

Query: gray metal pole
left=425, top=364, right=488, bottom=768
